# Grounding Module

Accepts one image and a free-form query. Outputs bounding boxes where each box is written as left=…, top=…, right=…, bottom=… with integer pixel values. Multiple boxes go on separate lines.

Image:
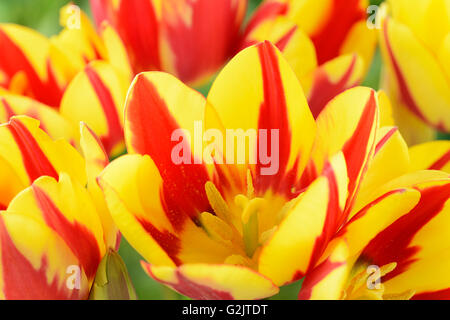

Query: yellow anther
left=234, top=194, right=249, bottom=210
left=205, top=181, right=232, bottom=223
left=343, top=262, right=413, bottom=300
left=379, top=262, right=397, bottom=277
left=199, top=212, right=233, bottom=244
left=241, top=198, right=265, bottom=224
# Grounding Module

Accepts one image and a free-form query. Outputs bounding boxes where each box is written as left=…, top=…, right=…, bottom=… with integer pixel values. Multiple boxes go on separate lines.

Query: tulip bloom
left=91, top=0, right=376, bottom=117
left=97, top=41, right=440, bottom=300
left=299, top=161, right=450, bottom=299
left=379, top=0, right=450, bottom=144
left=0, top=116, right=120, bottom=299
left=0, top=5, right=131, bottom=157
left=244, top=0, right=377, bottom=118
left=90, top=0, right=247, bottom=86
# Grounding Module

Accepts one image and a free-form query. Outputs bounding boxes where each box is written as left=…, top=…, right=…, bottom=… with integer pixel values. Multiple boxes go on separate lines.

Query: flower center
left=201, top=170, right=290, bottom=268
left=342, top=262, right=415, bottom=300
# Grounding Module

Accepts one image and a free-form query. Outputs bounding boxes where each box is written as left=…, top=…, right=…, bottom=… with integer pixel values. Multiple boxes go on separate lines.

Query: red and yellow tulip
left=96, top=41, right=445, bottom=300
left=0, top=115, right=120, bottom=299
left=299, top=166, right=450, bottom=299
left=379, top=0, right=450, bottom=144
left=90, top=0, right=247, bottom=86
left=243, top=0, right=377, bottom=117
left=90, top=0, right=376, bottom=116
left=0, top=4, right=131, bottom=157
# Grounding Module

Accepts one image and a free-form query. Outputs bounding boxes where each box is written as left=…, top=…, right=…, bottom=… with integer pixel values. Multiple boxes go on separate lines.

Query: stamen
left=205, top=181, right=233, bottom=223
left=241, top=198, right=265, bottom=257
left=344, top=261, right=413, bottom=300
left=199, top=211, right=233, bottom=245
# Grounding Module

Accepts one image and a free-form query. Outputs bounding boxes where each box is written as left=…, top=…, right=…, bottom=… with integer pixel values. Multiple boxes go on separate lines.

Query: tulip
left=0, top=4, right=129, bottom=109
left=0, top=116, right=126, bottom=299
left=378, top=0, right=450, bottom=144
left=90, top=0, right=376, bottom=115
left=97, top=41, right=444, bottom=300
left=299, top=167, right=450, bottom=299
left=90, top=0, right=247, bottom=86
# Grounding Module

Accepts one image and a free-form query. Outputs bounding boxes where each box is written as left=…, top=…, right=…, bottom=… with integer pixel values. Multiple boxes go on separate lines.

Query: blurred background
left=0, top=0, right=387, bottom=299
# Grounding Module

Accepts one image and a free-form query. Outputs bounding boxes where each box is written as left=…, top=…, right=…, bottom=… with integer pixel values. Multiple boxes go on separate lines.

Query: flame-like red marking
left=413, top=288, right=450, bottom=300
left=0, top=28, right=64, bottom=107
left=116, top=0, right=161, bottom=73
left=311, top=0, right=365, bottom=65
left=7, top=118, right=58, bottom=182
left=143, top=262, right=234, bottom=300
left=298, top=256, right=344, bottom=300
left=0, top=217, right=82, bottom=299
left=1, top=97, right=15, bottom=120
left=342, top=90, right=377, bottom=215
left=382, top=19, right=434, bottom=128
left=361, top=183, right=450, bottom=281
left=85, top=65, right=123, bottom=156
left=374, top=127, right=397, bottom=155
left=308, top=55, right=359, bottom=119
left=163, top=0, right=244, bottom=84
left=32, top=186, right=102, bottom=279
left=255, top=41, right=292, bottom=194
left=138, top=218, right=182, bottom=266
left=429, top=150, right=450, bottom=171
left=125, top=75, right=211, bottom=230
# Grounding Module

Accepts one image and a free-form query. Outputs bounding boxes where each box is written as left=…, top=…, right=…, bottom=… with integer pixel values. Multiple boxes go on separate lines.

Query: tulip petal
left=0, top=93, right=74, bottom=141
left=409, top=141, right=450, bottom=173
left=7, top=174, right=106, bottom=279
left=159, top=0, right=247, bottom=85
left=80, top=123, right=119, bottom=250
left=0, top=116, right=86, bottom=188
left=258, top=152, right=348, bottom=286
left=206, top=41, right=316, bottom=196
left=99, top=154, right=235, bottom=267
left=0, top=212, right=89, bottom=300
left=125, top=72, right=211, bottom=227
left=307, top=54, right=364, bottom=118
left=311, top=87, right=379, bottom=216
left=380, top=18, right=450, bottom=132
left=360, top=177, right=450, bottom=283
left=352, top=127, right=410, bottom=214
left=298, top=240, right=349, bottom=300
left=0, top=24, right=65, bottom=107
left=142, top=262, right=279, bottom=300
left=60, top=61, right=127, bottom=157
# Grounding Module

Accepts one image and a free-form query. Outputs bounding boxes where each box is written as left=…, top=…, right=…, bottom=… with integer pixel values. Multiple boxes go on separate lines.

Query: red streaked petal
left=116, top=0, right=161, bottom=73
left=32, top=185, right=102, bottom=279
left=84, top=64, right=124, bottom=156
left=125, top=72, right=211, bottom=229
left=310, top=0, right=366, bottom=64
left=0, top=215, right=88, bottom=300
left=361, top=182, right=450, bottom=281
left=0, top=26, right=64, bottom=107
left=307, top=54, right=362, bottom=119
left=7, top=117, right=58, bottom=182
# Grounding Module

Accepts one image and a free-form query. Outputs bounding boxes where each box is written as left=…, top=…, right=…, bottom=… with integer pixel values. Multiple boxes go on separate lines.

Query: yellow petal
left=142, top=262, right=278, bottom=300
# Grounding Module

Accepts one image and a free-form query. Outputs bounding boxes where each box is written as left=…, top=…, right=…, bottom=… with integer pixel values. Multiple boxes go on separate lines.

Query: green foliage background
left=5, top=0, right=442, bottom=301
